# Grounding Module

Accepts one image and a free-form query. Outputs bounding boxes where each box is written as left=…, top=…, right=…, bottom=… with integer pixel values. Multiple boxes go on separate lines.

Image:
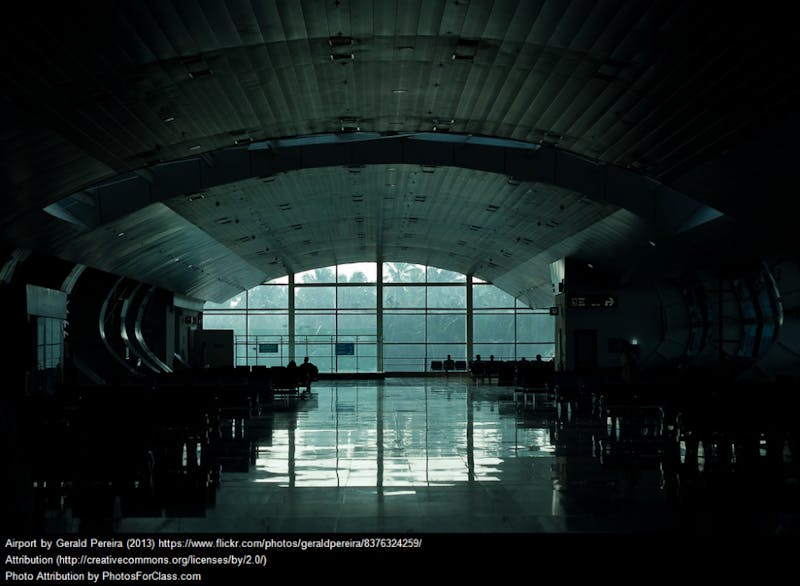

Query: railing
left=233, top=334, right=554, bottom=373
left=234, top=334, right=378, bottom=373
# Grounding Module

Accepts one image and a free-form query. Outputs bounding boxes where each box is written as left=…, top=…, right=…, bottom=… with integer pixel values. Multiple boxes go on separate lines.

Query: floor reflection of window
left=251, top=383, right=556, bottom=489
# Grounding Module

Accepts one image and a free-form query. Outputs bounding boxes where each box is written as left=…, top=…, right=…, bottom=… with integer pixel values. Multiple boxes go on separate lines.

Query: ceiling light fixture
left=188, top=145, right=201, bottom=151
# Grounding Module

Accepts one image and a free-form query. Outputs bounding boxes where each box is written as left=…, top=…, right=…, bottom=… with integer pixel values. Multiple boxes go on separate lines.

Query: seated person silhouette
left=298, top=356, right=319, bottom=394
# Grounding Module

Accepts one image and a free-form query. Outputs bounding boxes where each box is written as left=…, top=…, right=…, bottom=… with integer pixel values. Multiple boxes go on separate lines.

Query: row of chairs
left=430, top=359, right=467, bottom=372
left=27, top=367, right=295, bottom=531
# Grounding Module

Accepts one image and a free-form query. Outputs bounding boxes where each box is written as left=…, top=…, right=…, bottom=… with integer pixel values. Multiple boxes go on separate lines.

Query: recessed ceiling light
left=162, top=116, right=175, bottom=123
left=648, top=240, right=657, bottom=247
left=587, top=263, right=594, bottom=269
left=188, top=145, right=201, bottom=151
left=116, top=232, right=125, bottom=237
left=392, top=89, right=408, bottom=94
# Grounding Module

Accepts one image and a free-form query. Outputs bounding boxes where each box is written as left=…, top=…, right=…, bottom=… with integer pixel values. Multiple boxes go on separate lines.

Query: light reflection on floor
left=118, top=377, right=799, bottom=534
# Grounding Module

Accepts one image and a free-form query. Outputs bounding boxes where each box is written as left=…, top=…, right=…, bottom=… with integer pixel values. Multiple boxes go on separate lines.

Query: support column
left=377, top=265, right=384, bottom=372
left=288, top=273, right=296, bottom=362
left=466, top=275, right=474, bottom=363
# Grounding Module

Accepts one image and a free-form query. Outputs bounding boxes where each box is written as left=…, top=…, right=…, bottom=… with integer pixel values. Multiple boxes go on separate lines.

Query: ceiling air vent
left=279, top=203, right=291, bottom=211
left=329, top=36, right=354, bottom=48
left=432, top=118, right=454, bottom=132
left=214, top=217, right=233, bottom=225
left=486, top=204, right=499, bottom=213
left=330, top=53, right=354, bottom=63
left=340, top=116, right=361, bottom=132
left=452, top=38, right=479, bottom=62
left=414, top=195, right=426, bottom=203
left=291, top=224, right=303, bottom=231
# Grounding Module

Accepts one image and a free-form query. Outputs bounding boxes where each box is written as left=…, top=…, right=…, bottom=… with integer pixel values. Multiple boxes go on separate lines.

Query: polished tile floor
left=117, top=377, right=799, bottom=534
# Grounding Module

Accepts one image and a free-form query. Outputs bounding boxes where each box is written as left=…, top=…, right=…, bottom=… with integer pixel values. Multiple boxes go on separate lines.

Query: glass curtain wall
left=202, top=262, right=554, bottom=372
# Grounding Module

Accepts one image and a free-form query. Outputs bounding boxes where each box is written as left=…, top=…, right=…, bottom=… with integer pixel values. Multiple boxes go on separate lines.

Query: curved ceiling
left=1, top=1, right=798, bottom=303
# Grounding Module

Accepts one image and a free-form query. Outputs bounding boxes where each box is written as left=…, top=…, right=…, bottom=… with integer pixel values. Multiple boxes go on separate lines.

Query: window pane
left=337, top=286, right=377, bottom=309
left=427, top=344, right=466, bottom=363
left=474, top=313, right=515, bottom=342
left=248, top=285, right=288, bottom=309
left=516, top=313, right=554, bottom=343
left=295, top=338, right=334, bottom=373
left=337, top=262, right=377, bottom=283
left=295, top=286, right=335, bottom=309
left=473, top=343, right=515, bottom=361
left=266, top=275, right=289, bottom=284
left=296, top=313, right=335, bottom=336
left=383, top=312, right=425, bottom=342
left=248, top=334, right=287, bottom=368
left=426, top=266, right=466, bottom=283
left=383, top=286, right=425, bottom=308
left=204, top=292, right=245, bottom=310
left=427, top=286, right=466, bottom=308
left=336, top=354, right=377, bottom=373
left=382, top=262, right=426, bottom=283
left=202, top=314, right=246, bottom=334
left=473, top=284, right=515, bottom=308
left=46, top=343, right=62, bottom=369
left=426, top=313, right=465, bottom=343
left=248, top=313, right=288, bottom=336
left=235, top=339, right=249, bottom=366
left=295, top=266, right=336, bottom=284
left=517, top=343, right=555, bottom=360
left=384, top=344, right=426, bottom=372
left=338, top=312, right=376, bottom=335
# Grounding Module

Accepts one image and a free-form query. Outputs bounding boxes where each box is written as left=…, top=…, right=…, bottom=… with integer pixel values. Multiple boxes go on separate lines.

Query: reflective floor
left=116, top=378, right=800, bottom=534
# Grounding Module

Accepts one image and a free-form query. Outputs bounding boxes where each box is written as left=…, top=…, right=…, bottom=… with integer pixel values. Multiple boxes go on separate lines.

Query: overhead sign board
left=567, top=295, right=618, bottom=309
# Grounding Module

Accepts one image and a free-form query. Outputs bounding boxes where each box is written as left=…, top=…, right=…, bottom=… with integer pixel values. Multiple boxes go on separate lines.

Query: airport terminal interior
left=2, top=1, right=800, bottom=538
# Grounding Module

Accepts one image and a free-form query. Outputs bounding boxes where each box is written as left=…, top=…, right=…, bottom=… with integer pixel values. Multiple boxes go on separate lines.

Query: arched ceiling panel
left=1, top=1, right=798, bottom=303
